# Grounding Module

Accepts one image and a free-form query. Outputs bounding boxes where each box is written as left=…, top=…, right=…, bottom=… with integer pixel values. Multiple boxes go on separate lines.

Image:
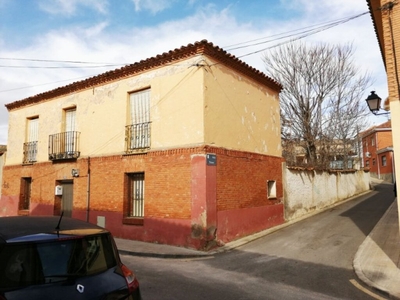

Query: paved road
left=123, top=182, right=395, bottom=299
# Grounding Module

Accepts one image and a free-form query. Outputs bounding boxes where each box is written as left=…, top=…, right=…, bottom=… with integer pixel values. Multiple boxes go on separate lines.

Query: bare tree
left=263, top=42, right=371, bottom=169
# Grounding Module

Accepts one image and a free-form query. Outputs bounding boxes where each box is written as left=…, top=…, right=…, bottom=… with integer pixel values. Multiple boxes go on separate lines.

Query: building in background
left=0, top=40, right=284, bottom=250
left=361, top=121, right=394, bottom=182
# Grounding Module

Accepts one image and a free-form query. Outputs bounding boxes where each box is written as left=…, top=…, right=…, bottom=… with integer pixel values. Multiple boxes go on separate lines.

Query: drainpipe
left=376, top=132, right=381, bottom=179
left=392, top=150, right=396, bottom=184
left=86, top=157, right=91, bottom=222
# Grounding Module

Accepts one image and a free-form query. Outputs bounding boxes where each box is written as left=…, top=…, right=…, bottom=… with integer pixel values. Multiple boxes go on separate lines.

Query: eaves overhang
left=377, top=146, right=394, bottom=154
left=5, top=40, right=282, bottom=111
left=366, top=0, right=386, bottom=68
left=361, top=127, right=392, bottom=138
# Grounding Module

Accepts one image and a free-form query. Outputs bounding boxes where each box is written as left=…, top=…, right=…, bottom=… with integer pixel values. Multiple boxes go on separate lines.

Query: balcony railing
left=48, top=131, right=80, bottom=161
left=125, top=122, right=151, bottom=153
left=329, top=160, right=353, bottom=170
left=23, top=141, right=38, bottom=164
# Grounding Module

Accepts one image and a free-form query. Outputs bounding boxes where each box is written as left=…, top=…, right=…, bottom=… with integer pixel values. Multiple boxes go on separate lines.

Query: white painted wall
left=284, top=167, right=370, bottom=221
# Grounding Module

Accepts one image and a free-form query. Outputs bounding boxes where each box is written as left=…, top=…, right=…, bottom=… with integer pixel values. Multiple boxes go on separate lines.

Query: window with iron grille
left=65, top=108, right=76, bottom=153
left=126, top=89, right=151, bottom=152
left=23, top=117, right=38, bottom=164
left=127, top=173, right=145, bottom=218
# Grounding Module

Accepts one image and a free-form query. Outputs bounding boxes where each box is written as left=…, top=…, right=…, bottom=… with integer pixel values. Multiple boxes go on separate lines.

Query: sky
left=0, top=0, right=389, bottom=145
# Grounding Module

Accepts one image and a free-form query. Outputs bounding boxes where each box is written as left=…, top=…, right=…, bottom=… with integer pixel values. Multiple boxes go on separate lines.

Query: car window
left=0, top=243, right=44, bottom=288
left=0, top=234, right=117, bottom=289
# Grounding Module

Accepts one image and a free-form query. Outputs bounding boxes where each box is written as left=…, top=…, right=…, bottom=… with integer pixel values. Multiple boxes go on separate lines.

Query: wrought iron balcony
left=125, top=122, right=151, bottom=153
left=23, top=141, right=38, bottom=164
left=48, top=131, right=80, bottom=161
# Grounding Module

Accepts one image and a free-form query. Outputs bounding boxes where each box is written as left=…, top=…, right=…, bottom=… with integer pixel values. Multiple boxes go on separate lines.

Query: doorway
left=61, top=181, right=73, bottom=217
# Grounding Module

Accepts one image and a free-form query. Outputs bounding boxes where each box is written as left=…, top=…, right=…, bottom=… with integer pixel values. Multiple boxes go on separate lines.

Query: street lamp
left=365, top=91, right=390, bottom=115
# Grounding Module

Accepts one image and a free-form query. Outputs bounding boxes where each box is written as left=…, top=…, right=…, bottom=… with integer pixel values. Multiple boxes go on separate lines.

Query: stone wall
left=283, top=166, right=370, bottom=221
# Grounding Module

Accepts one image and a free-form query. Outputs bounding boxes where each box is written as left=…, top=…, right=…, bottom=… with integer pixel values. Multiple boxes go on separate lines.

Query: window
left=65, top=108, right=76, bottom=153
left=124, top=173, right=145, bottom=223
left=371, top=137, right=375, bottom=146
left=0, top=234, right=116, bottom=288
left=23, top=117, right=38, bottom=163
left=48, top=107, right=80, bottom=160
left=19, top=177, right=32, bottom=211
left=373, top=158, right=376, bottom=165
left=382, top=155, right=387, bottom=166
left=366, top=160, right=370, bottom=167
left=267, top=180, right=277, bottom=199
left=126, top=89, right=151, bottom=152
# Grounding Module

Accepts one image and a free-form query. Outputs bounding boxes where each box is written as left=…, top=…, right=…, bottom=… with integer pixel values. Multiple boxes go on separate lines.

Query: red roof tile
left=5, top=40, right=282, bottom=111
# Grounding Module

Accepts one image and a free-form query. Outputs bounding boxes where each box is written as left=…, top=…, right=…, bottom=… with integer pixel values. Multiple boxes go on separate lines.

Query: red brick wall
left=215, top=148, right=284, bottom=211
left=0, top=146, right=284, bottom=249
left=377, top=131, right=393, bottom=149
left=362, top=130, right=393, bottom=181
left=378, top=151, right=395, bottom=182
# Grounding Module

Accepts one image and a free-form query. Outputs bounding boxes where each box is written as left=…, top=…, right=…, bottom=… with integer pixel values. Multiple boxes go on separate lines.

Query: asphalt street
left=121, top=182, right=395, bottom=300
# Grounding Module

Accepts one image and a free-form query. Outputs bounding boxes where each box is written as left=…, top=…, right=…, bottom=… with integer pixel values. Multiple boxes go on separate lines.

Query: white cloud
left=280, top=0, right=367, bottom=18
left=0, top=124, right=7, bottom=146
left=0, top=1, right=388, bottom=144
left=131, top=0, right=177, bottom=14
left=38, top=0, right=109, bottom=15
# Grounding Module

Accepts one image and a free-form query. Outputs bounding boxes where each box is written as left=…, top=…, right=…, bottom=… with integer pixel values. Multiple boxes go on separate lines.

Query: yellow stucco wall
left=203, top=58, right=281, bottom=156
left=5, top=55, right=281, bottom=166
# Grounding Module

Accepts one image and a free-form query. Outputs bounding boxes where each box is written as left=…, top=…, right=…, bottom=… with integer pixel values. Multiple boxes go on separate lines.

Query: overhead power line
left=0, top=11, right=369, bottom=93
left=0, top=64, right=124, bottom=69
left=229, top=11, right=369, bottom=59
left=223, top=12, right=368, bottom=52
left=0, top=57, right=117, bottom=64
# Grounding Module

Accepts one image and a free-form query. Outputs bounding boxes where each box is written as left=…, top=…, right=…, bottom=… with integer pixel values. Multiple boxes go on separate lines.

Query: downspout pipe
left=86, top=157, right=91, bottom=222
left=376, top=132, right=381, bottom=179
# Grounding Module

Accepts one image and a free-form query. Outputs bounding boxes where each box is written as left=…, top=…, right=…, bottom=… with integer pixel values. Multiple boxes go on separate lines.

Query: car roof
left=0, top=216, right=108, bottom=243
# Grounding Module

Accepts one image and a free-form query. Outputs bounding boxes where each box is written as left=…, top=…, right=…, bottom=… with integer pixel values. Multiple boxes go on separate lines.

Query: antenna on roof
left=55, top=211, right=64, bottom=237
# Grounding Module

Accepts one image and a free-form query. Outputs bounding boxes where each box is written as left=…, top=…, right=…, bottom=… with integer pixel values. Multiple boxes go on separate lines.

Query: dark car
left=0, top=215, right=141, bottom=300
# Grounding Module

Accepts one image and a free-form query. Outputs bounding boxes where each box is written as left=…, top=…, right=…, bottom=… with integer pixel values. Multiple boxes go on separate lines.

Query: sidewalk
left=354, top=199, right=400, bottom=299
left=115, top=194, right=400, bottom=299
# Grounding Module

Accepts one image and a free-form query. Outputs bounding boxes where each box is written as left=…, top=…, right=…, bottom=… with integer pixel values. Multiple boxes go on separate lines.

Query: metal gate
left=61, top=181, right=73, bottom=217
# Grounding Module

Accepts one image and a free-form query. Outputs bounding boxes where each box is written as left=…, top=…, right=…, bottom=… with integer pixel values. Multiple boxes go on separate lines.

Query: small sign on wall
left=55, top=185, right=63, bottom=196
left=207, top=154, right=217, bottom=166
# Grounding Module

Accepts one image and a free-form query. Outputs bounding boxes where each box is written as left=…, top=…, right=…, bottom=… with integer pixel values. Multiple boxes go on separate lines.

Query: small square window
left=382, top=155, right=387, bottom=166
left=267, top=180, right=276, bottom=199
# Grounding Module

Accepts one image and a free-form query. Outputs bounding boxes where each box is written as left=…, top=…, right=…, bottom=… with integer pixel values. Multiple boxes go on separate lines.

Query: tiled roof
left=375, top=120, right=391, bottom=129
left=5, top=40, right=282, bottom=111
left=360, top=120, right=392, bottom=137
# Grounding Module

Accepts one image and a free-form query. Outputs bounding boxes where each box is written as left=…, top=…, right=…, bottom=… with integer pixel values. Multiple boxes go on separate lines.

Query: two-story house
left=0, top=40, right=284, bottom=250
left=361, top=120, right=394, bottom=182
